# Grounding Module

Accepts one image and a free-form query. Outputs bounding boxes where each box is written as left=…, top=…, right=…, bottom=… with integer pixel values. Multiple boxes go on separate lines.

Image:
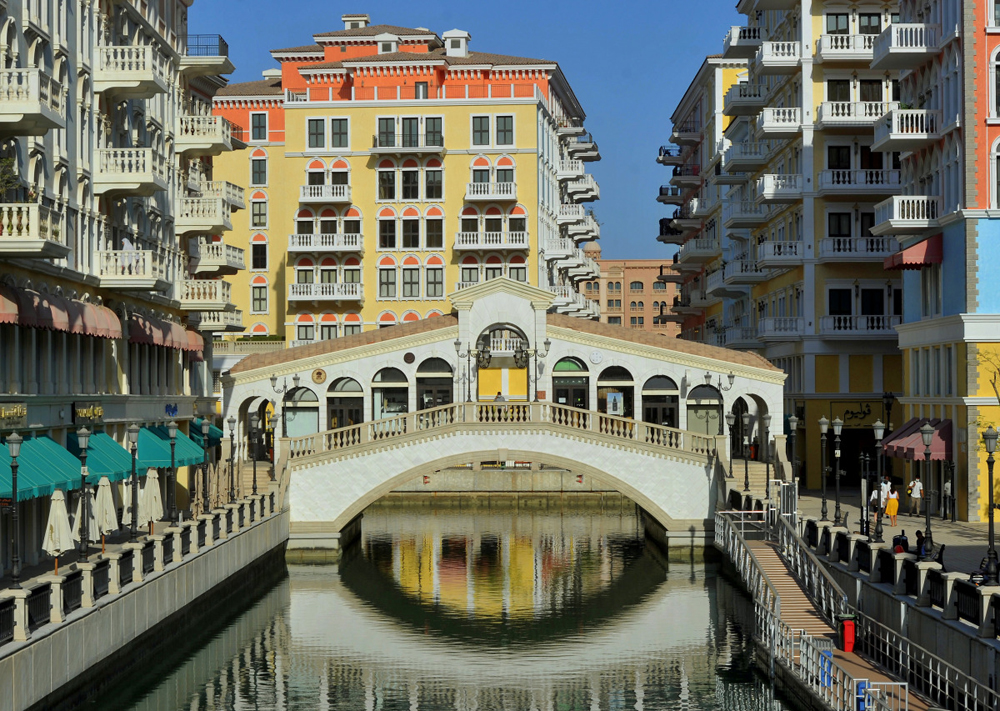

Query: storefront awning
left=136, top=426, right=205, bottom=470
left=70, top=301, right=123, bottom=339
left=66, top=431, right=133, bottom=484
left=883, top=234, right=943, bottom=271
left=190, top=418, right=224, bottom=448
left=3, top=287, right=122, bottom=338
left=882, top=417, right=952, bottom=460
left=0, top=284, right=18, bottom=325
left=0, top=435, right=87, bottom=501
left=129, top=314, right=190, bottom=350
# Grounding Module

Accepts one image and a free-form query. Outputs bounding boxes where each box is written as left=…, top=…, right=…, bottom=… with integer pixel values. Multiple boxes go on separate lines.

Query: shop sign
left=0, top=402, right=28, bottom=431
left=73, top=401, right=105, bottom=426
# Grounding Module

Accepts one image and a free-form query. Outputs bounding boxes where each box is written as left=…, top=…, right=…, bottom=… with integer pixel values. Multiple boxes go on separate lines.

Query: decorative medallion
left=311, top=369, right=326, bottom=384
left=589, top=351, right=603, bottom=365
left=403, top=352, right=415, bottom=364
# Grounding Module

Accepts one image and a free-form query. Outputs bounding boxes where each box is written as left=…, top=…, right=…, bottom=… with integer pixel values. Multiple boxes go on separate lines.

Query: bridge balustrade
left=774, top=515, right=850, bottom=625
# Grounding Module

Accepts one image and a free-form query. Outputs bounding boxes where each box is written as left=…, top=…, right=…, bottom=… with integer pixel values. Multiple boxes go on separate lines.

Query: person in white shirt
left=880, top=476, right=891, bottom=511
left=908, top=475, right=923, bottom=516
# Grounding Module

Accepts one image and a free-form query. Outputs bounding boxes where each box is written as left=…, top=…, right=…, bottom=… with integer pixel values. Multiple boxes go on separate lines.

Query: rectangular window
left=496, top=115, right=513, bottom=145
left=426, top=219, right=443, bottom=249
left=509, top=266, right=526, bottom=282
left=344, top=219, right=361, bottom=235
left=461, top=217, right=479, bottom=233
left=402, top=220, right=420, bottom=249
left=308, top=171, right=325, bottom=186
left=630, top=317, right=638, bottom=326
left=828, top=212, right=851, bottom=237
left=496, top=168, right=514, bottom=184
left=912, top=350, right=921, bottom=395
left=331, top=118, right=348, bottom=148
left=426, top=117, right=443, bottom=146
left=308, top=118, right=325, bottom=148
left=344, top=324, right=362, bottom=336
left=933, top=347, right=942, bottom=396
left=827, top=146, right=851, bottom=170
left=461, top=266, right=479, bottom=283
left=425, top=170, right=442, bottom=199
left=251, top=113, right=267, bottom=141
left=858, top=13, right=881, bottom=33
left=379, top=269, right=397, bottom=298
left=402, top=268, right=420, bottom=297
left=860, top=212, right=876, bottom=236
left=827, top=80, right=851, bottom=102
left=402, top=170, right=419, bottom=199
left=251, top=286, right=267, bottom=312
left=473, top=169, right=490, bottom=184
left=826, top=13, right=849, bottom=34
left=828, top=288, right=852, bottom=315
left=379, top=221, right=396, bottom=249
left=297, top=325, right=315, bottom=342
left=860, top=288, right=884, bottom=315
left=402, top=117, right=420, bottom=148
left=296, top=269, right=314, bottom=284
left=330, top=171, right=348, bottom=186
left=378, top=170, right=396, bottom=200
left=485, top=266, right=502, bottom=280
left=427, top=268, right=444, bottom=297
left=608, top=317, right=621, bottom=325
left=344, top=268, right=361, bottom=283
left=251, top=201, right=267, bottom=228
left=378, top=117, right=396, bottom=147
left=297, top=219, right=314, bottom=235
left=859, top=80, right=883, bottom=103
left=415, top=82, right=428, bottom=99
left=320, top=219, right=337, bottom=234
left=251, top=158, right=267, bottom=185
left=320, top=325, right=337, bottom=340
left=922, top=263, right=942, bottom=317
left=509, top=217, right=526, bottom=233
left=945, top=345, right=954, bottom=395
left=472, top=116, right=490, bottom=146
left=251, top=243, right=267, bottom=270
left=320, top=269, right=337, bottom=284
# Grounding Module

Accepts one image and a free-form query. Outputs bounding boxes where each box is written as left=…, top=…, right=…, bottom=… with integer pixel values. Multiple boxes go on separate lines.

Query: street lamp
left=227, top=416, right=236, bottom=503
left=872, top=419, right=885, bottom=543
left=268, top=414, right=278, bottom=479
left=920, top=422, right=935, bottom=551
left=166, top=421, right=178, bottom=522
left=454, top=340, right=472, bottom=403
left=725, top=412, right=736, bottom=479
left=534, top=338, right=551, bottom=402
left=249, top=413, right=259, bottom=496
left=983, top=425, right=999, bottom=585
left=6, top=432, right=22, bottom=588
left=200, top=418, right=211, bottom=513
left=859, top=452, right=870, bottom=537
left=270, top=373, right=301, bottom=437
left=788, top=414, right=799, bottom=493
left=762, top=414, right=772, bottom=504
left=742, top=411, right=751, bottom=494
left=819, top=417, right=830, bottom=522
left=832, top=417, right=844, bottom=526
left=77, top=427, right=91, bottom=563
left=127, top=424, right=140, bottom=540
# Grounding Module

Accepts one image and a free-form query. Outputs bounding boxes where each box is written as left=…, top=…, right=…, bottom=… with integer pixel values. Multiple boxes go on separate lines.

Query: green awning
left=136, top=426, right=204, bottom=470
left=0, top=435, right=85, bottom=502
left=190, top=418, right=224, bottom=448
left=66, top=431, right=133, bottom=484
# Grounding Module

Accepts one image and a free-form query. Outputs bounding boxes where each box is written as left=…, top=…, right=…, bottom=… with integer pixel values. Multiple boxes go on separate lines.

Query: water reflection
left=104, top=498, right=792, bottom=711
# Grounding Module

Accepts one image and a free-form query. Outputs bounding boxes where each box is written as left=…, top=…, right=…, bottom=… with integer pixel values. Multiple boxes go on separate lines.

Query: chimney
left=341, top=13, right=370, bottom=30
left=442, top=29, right=471, bottom=58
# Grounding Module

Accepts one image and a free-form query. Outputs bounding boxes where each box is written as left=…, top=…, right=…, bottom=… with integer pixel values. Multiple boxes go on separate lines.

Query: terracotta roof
left=301, top=60, right=346, bottom=71
left=339, top=51, right=444, bottom=65
left=216, top=78, right=283, bottom=97
left=228, top=315, right=459, bottom=375
left=316, top=47, right=553, bottom=67
left=271, top=44, right=324, bottom=53
left=448, top=50, right=554, bottom=66
left=545, top=314, right=781, bottom=372
left=314, top=24, right=437, bottom=38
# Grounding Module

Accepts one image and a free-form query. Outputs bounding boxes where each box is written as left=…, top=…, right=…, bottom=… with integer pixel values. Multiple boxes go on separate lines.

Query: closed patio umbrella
left=121, top=477, right=136, bottom=528
left=72, top=486, right=99, bottom=543
left=95, top=476, right=119, bottom=552
left=42, top=490, right=74, bottom=575
left=139, top=468, right=164, bottom=534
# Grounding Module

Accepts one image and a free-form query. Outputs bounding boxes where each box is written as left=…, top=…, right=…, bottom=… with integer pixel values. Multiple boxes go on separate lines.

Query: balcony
left=300, top=184, right=351, bottom=203
left=753, top=42, right=802, bottom=75
left=816, top=169, right=901, bottom=197
left=756, top=107, right=802, bottom=139
left=288, top=232, right=364, bottom=253
left=544, top=237, right=574, bottom=260
left=557, top=204, right=585, bottom=225
left=872, top=109, right=941, bottom=152
left=96, top=249, right=169, bottom=291
left=752, top=0, right=796, bottom=11
left=557, top=159, right=585, bottom=181
left=657, top=185, right=684, bottom=205
left=722, top=200, right=768, bottom=229
left=566, top=133, right=600, bottom=161
left=567, top=214, right=599, bottom=242
left=870, top=24, right=940, bottom=71
left=548, top=285, right=588, bottom=314
left=815, top=33, right=877, bottom=63
left=819, top=314, right=901, bottom=338
left=177, top=116, right=236, bottom=156
left=371, top=133, right=445, bottom=155
left=94, top=148, right=169, bottom=196
left=0, top=203, right=69, bottom=258
left=723, top=142, right=771, bottom=172
left=706, top=268, right=745, bottom=297
left=670, top=121, right=701, bottom=146
left=566, top=174, right=600, bottom=202
left=816, top=101, right=898, bottom=130
left=199, top=181, right=245, bottom=210
left=179, top=279, right=233, bottom=311
left=671, top=296, right=701, bottom=316
left=669, top=164, right=702, bottom=189
left=757, top=241, right=803, bottom=268
left=670, top=207, right=702, bottom=234
left=657, top=146, right=685, bottom=166
left=176, top=197, right=231, bottom=235
left=455, top=231, right=529, bottom=250
left=288, top=282, right=364, bottom=302
left=188, top=309, right=244, bottom=333
left=181, top=34, right=235, bottom=76
left=725, top=325, right=760, bottom=349
left=723, top=259, right=768, bottom=285
left=677, top=238, right=719, bottom=264
left=465, top=182, right=517, bottom=201
left=818, top=235, right=899, bottom=260
left=724, top=83, right=767, bottom=116
left=688, top=197, right=715, bottom=217
left=756, top=174, right=803, bottom=204
left=723, top=26, right=766, bottom=58
left=657, top=264, right=684, bottom=284
left=188, top=238, right=245, bottom=276
left=871, top=196, right=941, bottom=235
left=656, top=218, right=684, bottom=245
left=758, top=317, right=805, bottom=340
left=0, top=68, right=66, bottom=136
left=94, top=46, right=170, bottom=99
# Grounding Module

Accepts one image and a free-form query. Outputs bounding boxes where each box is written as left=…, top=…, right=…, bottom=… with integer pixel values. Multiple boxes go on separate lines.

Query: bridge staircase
left=726, top=459, right=773, bottom=508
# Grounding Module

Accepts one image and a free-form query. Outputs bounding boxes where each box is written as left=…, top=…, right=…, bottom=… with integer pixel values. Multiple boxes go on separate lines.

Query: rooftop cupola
left=442, top=29, right=471, bottom=58
left=374, top=32, right=400, bottom=54
left=341, top=13, right=370, bottom=30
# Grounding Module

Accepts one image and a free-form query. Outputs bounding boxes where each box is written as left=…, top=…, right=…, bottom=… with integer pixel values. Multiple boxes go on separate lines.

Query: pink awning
left=85, top=303, right=123, bottom=339
left=883, top=417, right=952, bottom=460
left=11, top=289, right=68, bottom=331
left=0, top=285, right=17, bottom=324
left=884, top=234, right=943, bottom=271
left=184, top=329, right=204, bottom=353
left=129, top=314, right=188, bottom=351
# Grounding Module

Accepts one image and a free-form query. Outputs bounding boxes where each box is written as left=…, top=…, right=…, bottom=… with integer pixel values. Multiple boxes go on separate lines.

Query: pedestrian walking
left=880, top=475, right=891, bottom=512
left=886, top=485, right=900, bottom=526
left=908, top=475, right=923, bottom=516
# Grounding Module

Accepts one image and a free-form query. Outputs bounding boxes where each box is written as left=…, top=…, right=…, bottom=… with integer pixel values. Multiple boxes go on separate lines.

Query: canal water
left=92, top=497, right=792, bottom=710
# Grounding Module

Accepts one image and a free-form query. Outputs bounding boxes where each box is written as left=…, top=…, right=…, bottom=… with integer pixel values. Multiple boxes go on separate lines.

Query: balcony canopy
left=882, top=417, right=952, bottom=461
left=883, top=233, right=942, bottom=271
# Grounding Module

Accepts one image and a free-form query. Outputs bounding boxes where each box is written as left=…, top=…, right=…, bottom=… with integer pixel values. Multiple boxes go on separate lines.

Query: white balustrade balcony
left=872, top=109, right=941, bottom=152
left=288, top=282, right=364, bottom=302
left=94, top=148, right=169, bottom=196
left=722, top=200, right=768, bottom=229
left=567, top=214, right=599, bottom=242
left=657, top=185, right=684, bottom=205
left=818, top=235, right=899, bottom=260
left=94, top=45, right=170, bottom=99
left=723, top=142, right=771, bottom=172
left=817, top=169, right=901, bottom=196
left=871, top=23, right=940, bottom=70
left=752, top=0, right=796, bottom=12
left=755, top=174, right=803, bottom=203
left=758, top=317, right=805, bottom=339
left=176, top=115, right=236, bottom=155
left=565, top=134, right=600, bottom=161
left=756, top=241, right=803, bottom=268
left=465, top=182, right=517, bottom=201
left=725, top=325, right=760, bottom=349
left=723, top=259, right=768, bottom=284
left=688, top=197, right=715, bottom=217
left=815, top=33, right=878, bottom=63
left=179, top=279, right=233, bottom=311
left=556, top=160, right=584, bottom=181
left=819, top=314, right=901, bottom=337
left=544, top=237, right=574, bottom=259
left=756, top=107, right=802, bottom=138
left=723, top=26, right=766, bottom=58
left=816, top=101, right=898, bottom=129
left=176, top=197, right=231, bottom=235
left=0, top=203, right=69, bottom=258
left=753, top=41, right=802, bottom=74
left=288, top=232, right=364, bottom=253
left=566, top=174, right=600, bottom=201
left=724, top=83, right=767, bottom=116
left=871, top=196, right=942, bottom=235
left=200, top=181, right=245, bottom=209
left=489, top=336, right=525, bottom=354
left=0, top=68, right=65, bottom=136
left=188, top=309, right=244, bottom=333
left=188, top=238, right=245, bottom=276
left=299, top=184, right=351, bottom=203
left=677, top=238, right=720, bottom=264
left=96, top=249, right=169, bottom=291
left=454, top=231, right=529, bottom=250
left=557, top=204, right=585, bottom=225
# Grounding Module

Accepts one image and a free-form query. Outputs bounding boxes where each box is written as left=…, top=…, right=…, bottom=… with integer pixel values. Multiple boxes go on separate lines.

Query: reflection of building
left=580, top=245, right=679, bottom=335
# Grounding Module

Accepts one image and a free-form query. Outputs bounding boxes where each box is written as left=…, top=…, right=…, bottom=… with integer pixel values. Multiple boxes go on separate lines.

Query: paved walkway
left=797, top=489, right=990, bottom=575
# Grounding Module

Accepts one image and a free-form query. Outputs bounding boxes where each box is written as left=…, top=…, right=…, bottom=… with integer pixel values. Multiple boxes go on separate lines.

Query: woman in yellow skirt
left=885, top=484, right=900, bottom=526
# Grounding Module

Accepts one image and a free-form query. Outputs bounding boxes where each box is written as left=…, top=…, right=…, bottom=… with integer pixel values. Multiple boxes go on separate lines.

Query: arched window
left=328, top=377, right=363, bottom=429
left=637, top=301, right=644, bottom=309
left=630, top=281, right=644, bottom=291
left=372, top=368, right=408, bottom=419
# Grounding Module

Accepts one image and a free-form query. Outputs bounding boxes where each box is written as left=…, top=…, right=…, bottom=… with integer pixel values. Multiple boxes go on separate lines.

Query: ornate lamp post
left=872, top=419, right=885, bottom=543
left=200, top=419, right=211, bottom=512
left=832, top=417, right=844, bottom=526
left=227, top=416, right=236, bottom=503
left=762, top=414, right=772, bottom=503
left=77, top=427, right=91, bottom=562
left=920, top=422, right=935, bottom=551
left=166, top=421, right=178, bottom=522
left=127, top=424, right=140, bottom=540
left=268, top=414, right=278, bottom=479
left=742, top=411, right=751, bottom=493
left=249, top=413, right=259, bottom=496
left=454, top=341, right=472, bottom=403
left=270, top=373, right=301, bottom=437
left=788, top=414, right=799, bottom=492
left=725, top=412, right=736, bottom=478
left=6, top=432, right=22, bottom=588
left=983, top=426, right=999, bottom=585
left=819, top=417, right=830, bottom=522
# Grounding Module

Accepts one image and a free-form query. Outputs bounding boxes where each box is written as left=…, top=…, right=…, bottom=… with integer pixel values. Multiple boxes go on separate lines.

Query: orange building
left=581, top=244, right=678, bottom=335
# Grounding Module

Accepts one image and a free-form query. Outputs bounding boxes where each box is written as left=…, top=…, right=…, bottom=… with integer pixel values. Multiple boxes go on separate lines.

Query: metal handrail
left=715, top=511, right=781, bottom=616
left=775, top=515, right=850, bottom=624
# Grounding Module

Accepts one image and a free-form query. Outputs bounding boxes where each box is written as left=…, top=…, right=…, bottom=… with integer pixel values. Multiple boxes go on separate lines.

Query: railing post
left=163, top=526, right=183, bottom=562
left=39, top=575, right=65, bottom=624
left=122, top=542, right=145, bottom=583
left=106, top=551, right=124, bottom=595
left=4, top=590, right=30, bottom=642
left=150, top=534, right=165, bottom=571
left=77, top=562, right=97, bottom=608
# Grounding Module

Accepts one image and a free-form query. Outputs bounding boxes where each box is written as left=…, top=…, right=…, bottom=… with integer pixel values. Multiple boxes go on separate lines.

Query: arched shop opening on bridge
left=687, top=385, right=723, bottom=436
left=642, top=376, right=679, bottom=428
left=328, top=377, right=363, bottom=430
left=597, top=366, right=634, bottom=419
left=552, top=357, right=589, bottom=409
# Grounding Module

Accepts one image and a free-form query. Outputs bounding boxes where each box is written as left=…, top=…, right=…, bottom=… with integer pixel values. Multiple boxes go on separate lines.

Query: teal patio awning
left=136, top=426, right=204, bottom=470
left=190, top=418, right=224, bottom=448
left=0, top=435, right=86, bottom=502
left=66, top=431, right=133, bottom=484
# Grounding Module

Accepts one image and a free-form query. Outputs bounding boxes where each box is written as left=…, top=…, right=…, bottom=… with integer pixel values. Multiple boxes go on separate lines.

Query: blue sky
left=192, top=0, right=743, bottom=259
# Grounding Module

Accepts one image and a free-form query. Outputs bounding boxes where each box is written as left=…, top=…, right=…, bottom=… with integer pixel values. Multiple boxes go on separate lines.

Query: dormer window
left=451, top=39, right=461, bottom=49
left=374, top=33, right=400, bottom=54
left=381, top=42, right=392, bottom=53
left=443, top=29, right=470, bottom=58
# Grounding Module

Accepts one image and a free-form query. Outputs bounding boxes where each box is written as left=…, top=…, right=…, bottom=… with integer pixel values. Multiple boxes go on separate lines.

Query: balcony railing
left=817, top=169, right=901, bottom=194
left=0, top=68, right=65, bottom=134
left=288, top=233, right=363, bottom=252
left=723, top=200, right=768, bottom=228
left=299, top=184, right=351, bottom=203
left=95, top=46, right=170, bottom=99
left=723, top=259, right=767, bottom=284
left=189, top=309, right=244, bottom=332
left=96, top=148, right=168, bottom=196
left=657, top=146, right=684, bottom=165
left=756, top=107, right=802, bottom=137
left=754, top=41, right=802, bottom=73
left=180, top=279, right=232, bottom=310
left=189, top=238, right=245, bottom=274
left=872, top=109, right=941, bottom=152
left=177, top=197, right=231, bottom=234
left=819, top=314, right=901, bottom=336
left=657, top=185, right=684, bottom=204
left=186, top=34, right=230, bottom=57
left=557, top=204, right=585, bottom=223
left=557, top=159, right=585, bottom=179
left=723, top=142, right=771, bottom=171
left=455, top=231, right=529, bottom=249
left=757, top=240, right=803, bottom=266
left=817, top=101, right=897, bottom=127
left=725, top=325, right=759, bottom=347
left=758, top=317, right=805, bottom=338
left=724, top=83, right=767, bottom=116
left=677, top=238, right=719, bottom=262
left=815, top=33, right=877, bottom=61
left=371, top=133, right=444, bottom=151
left=756, top=174, right=803, bottom=202
left=818, top=235, right=899, bottom=259
left=200, top=181, right=245, bottom=209
left=96, top=249, right=167, bottom=289
left=288, top=282, right=364, bottom=301
left=871, top=24, right=940, bottom=70
left=566, top=174, right=600, bottom=200
left=0, top=203, right=68, bottom=258
left=465, top=182, right=517, bottom=200
left=670, top=120, right=701, bottom=145
left=544, top=237, right=574, bottom=257
left=177, top=115, right=234, bottom=154
left=872, top=196, right=942, bottom=235
left=723, top=26, right=766, bottom=58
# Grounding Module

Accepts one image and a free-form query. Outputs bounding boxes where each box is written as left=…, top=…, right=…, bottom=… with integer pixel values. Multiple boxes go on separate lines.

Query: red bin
left=838, top=616, right=856, bottom=653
